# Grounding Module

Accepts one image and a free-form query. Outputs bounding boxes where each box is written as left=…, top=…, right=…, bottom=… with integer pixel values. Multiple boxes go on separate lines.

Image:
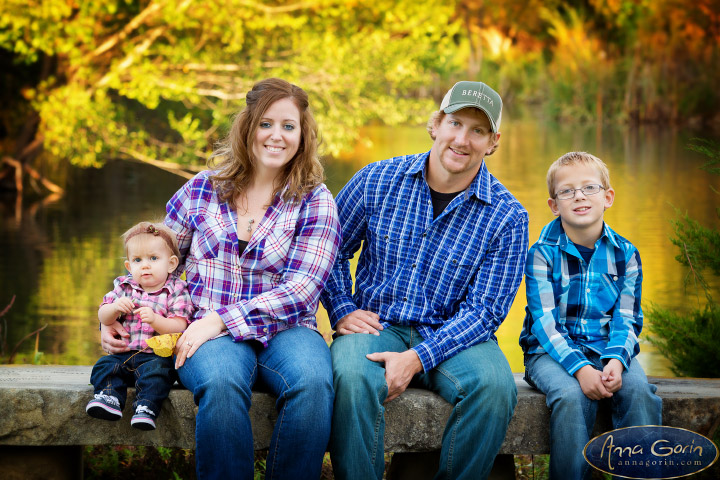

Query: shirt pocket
left=190, top=216, right=222, bottom=260
left=366, top=215, right=412, bottom=269
left=256, top=226, right=295, bottom=276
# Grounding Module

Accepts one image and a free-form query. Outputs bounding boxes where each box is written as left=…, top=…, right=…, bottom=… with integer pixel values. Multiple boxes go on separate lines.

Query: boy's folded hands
left=574, top=365, right=613, bottom=400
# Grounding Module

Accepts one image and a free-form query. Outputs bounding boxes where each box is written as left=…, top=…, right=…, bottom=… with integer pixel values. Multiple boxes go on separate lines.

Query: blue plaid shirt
left=519, top=218, right=643, bottom=375
left=321, top=151, right=529, bottom=372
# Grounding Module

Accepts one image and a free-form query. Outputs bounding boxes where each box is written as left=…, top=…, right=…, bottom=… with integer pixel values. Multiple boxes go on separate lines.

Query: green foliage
left=1, top=0, right=460, bottom=169
left=648, top=139, right=720, bottom=377
left=646, top=305, right=720, bottom=378
left=84, top=445, right=196, bottom=480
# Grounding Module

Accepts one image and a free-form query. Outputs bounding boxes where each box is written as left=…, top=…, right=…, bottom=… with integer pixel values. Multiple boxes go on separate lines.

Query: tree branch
left=118, top=147, right=202, bottom=179
left=86, top=1, right=167, bottom=60
left=96, top=27, right=166, bottom=88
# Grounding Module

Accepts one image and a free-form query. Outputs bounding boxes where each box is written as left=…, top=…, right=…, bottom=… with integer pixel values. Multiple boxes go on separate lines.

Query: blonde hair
left=122, top=221, right=180, bottom=260
left=209, top=78, right=324, bottom=204
left=547, top=151, right=611, bottom=198
left=426, top=110, right=500, bottom=156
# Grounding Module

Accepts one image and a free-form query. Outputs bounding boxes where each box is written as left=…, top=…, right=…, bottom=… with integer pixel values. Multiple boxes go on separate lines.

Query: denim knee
left=331, top=339, right=387, bottom=406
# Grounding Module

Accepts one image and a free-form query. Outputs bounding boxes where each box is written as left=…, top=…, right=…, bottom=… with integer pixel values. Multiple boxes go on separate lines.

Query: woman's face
left=251, top=97, right=302, bottom=177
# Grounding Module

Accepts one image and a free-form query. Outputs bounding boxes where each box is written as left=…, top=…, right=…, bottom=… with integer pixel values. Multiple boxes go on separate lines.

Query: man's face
left=429, top=108, right=499, bottom=182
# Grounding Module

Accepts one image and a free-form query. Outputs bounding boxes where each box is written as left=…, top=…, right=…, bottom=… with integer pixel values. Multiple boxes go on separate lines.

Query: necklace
left=246, top=218, right=254, bottom=233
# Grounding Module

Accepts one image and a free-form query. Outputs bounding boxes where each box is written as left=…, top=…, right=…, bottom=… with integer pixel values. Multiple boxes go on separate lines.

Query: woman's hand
left=100, top=321, right=131, bottom=354
left=174, top=312, right=226, bottom=369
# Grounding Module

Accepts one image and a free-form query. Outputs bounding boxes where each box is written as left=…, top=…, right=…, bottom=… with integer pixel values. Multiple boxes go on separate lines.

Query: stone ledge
left=1, top=366, right=719, bottom=455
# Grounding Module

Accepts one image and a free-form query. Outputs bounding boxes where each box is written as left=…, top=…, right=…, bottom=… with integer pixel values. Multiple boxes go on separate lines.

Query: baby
left=86, top=221, right=193, bottom=430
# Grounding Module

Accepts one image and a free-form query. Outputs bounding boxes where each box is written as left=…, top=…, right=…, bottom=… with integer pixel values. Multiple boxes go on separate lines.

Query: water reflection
left=1, top=120, right=717, bottom=376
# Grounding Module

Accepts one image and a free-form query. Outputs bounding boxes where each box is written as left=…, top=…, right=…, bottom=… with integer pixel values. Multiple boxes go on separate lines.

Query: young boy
left=519, top=152, right=662, bottom=479
left=86, top=221, right=193, bottom=430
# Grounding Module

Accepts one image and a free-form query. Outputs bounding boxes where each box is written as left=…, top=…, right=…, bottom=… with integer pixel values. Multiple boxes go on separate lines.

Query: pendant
left=247, top=219, right=254, bottom=233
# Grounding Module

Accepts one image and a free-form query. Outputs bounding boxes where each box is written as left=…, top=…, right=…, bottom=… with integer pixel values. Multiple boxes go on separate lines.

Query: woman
left=102, top=78, right=340, bottom=479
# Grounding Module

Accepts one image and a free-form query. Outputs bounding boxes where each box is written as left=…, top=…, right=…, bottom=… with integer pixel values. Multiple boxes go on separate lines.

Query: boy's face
left=548, top=163, right=615, bottom=237
left=124, top=234, right=178, bottom=293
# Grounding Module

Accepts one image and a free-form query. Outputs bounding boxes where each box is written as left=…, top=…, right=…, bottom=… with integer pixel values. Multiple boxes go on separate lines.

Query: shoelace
left=135, top=405, right=155, bottom=416
left=94, top=393, right=120, bottom=407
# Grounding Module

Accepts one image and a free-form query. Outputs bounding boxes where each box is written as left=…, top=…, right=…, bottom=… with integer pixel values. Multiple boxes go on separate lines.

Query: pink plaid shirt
left=164, top=171, right=341, bottom=346
left=101, top=274, right=194, bottom=350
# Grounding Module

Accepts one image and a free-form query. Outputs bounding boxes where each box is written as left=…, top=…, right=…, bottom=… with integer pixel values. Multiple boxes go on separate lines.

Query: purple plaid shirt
left=101, top=274, right=193, bottom=350
left=165, top=171, right=341, bottom=346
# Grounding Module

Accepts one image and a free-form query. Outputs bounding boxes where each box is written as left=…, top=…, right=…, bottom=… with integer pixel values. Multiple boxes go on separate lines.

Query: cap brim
left=443, top=103, right=498, bottom=132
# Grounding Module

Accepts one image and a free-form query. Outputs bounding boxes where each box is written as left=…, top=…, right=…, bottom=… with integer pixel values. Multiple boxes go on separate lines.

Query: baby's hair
left=121, top=221, right=180, bottom=259
left=546, top=151, right=611, bottom=198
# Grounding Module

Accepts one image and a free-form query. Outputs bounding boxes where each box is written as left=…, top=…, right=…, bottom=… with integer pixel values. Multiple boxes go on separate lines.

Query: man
left=321, top=81, right=529, bottom=480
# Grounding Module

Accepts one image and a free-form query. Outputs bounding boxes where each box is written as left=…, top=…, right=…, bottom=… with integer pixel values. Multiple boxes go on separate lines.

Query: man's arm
left=321, top=166, right=379, bottom=330
left=411, top=216, right=529, bottom=372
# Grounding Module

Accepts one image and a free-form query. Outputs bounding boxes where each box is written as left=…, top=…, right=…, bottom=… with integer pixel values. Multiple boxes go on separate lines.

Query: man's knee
left=331, top=335, right=387, bottom=403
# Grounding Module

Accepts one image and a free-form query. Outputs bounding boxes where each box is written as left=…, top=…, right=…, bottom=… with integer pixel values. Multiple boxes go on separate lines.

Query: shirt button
left=384, top=235, right=389, bottom=240
left=262, top=327, right=268, bottom=333
left=613, top=276, right=618, bottom=281
left=422, top=233, right=427, bottom=237
left=581, top=320, right=588, bottom=325
left=411, top=263, right=417, bottom=268
left=586, top=288, right=591, bottom=293
left=403, top=297, right=408, bottom=301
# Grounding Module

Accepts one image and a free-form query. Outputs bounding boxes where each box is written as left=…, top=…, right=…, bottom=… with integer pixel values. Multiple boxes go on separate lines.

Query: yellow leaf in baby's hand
left=146, top=333, right=182, bottom=357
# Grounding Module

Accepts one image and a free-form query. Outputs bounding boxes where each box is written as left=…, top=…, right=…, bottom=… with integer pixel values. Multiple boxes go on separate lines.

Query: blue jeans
left=176, top=327, right=333, bottom=480
left=524, top=350, right=662, bottom=480
left=329, top=326, right=517, bottom=480
left=90, top=351, right=175, bottom=414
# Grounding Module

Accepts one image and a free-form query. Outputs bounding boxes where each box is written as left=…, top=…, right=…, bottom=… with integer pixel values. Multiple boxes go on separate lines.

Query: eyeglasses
left=554, top=184, right=605, bottom=200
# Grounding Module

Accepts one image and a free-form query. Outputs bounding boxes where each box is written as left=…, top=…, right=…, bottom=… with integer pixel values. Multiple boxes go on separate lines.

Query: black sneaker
left=86, top=393, right=122, bottom=421
left=130, top=405, right=157, bottom=430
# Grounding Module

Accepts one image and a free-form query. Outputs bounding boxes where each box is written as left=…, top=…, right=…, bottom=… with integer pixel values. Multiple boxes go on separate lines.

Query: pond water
left=1, top=117, right=717, bottom=376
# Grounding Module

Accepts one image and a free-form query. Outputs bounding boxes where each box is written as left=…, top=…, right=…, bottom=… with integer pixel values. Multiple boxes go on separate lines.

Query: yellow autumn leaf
left=146, top=333, right=182, bottom=357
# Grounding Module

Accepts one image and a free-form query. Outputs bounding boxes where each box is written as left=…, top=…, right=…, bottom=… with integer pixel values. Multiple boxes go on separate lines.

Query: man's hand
left=135, top=306, right=157, bottom=324
left=574, top=365, right=613, bottom=400
left=601, top=359, right=624, bottom=393
left=366, top=350, right=423, bottom=403
left=100, top=321, right=131, bottom=354
left=335, top=309, right=383, bottom=336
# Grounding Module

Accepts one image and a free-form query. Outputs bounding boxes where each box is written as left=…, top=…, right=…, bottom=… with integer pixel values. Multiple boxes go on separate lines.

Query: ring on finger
left=186, top=341, right=193, bottom=347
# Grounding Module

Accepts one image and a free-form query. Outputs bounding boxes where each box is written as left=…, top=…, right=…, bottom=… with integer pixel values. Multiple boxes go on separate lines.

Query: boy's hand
left=574, top=365, right=613, bottom=400
left=113, top=297, right=135, bottom=316
left=602, top=359, right=624, bottom=393
left=135, top=306, right=158, bottom=324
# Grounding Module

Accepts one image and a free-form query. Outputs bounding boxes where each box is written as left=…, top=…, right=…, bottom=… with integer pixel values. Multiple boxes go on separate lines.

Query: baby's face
left=124, top=234, right=178, bottom=292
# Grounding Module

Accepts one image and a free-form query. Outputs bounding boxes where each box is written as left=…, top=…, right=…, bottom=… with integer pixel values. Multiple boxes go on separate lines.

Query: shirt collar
left=404, top=151, right=492, bottom=203
left=120, top=274, right=176, bottom=294
left=538, top=217, right=621, bottom=250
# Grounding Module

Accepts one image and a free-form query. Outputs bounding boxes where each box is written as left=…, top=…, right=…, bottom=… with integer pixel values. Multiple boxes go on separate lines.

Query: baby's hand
left=113, top=297, right=136, bottom=315
left=135, top=306, right=158, bottom=324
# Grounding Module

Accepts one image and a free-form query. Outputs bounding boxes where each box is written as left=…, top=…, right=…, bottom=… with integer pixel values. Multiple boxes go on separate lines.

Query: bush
left=647, top=139, right=720, bottom=378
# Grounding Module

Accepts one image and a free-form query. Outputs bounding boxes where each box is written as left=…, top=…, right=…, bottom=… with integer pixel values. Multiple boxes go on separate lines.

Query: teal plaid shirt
left=519, top=218, right=643, bottom=375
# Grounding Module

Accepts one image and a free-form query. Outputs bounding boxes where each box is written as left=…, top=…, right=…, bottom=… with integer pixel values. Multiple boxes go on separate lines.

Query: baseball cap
left=439, top=81, right=503, bottom=132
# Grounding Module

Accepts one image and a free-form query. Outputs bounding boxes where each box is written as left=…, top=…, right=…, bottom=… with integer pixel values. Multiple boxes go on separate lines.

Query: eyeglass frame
left=553, top=184, right=606, bottom=200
